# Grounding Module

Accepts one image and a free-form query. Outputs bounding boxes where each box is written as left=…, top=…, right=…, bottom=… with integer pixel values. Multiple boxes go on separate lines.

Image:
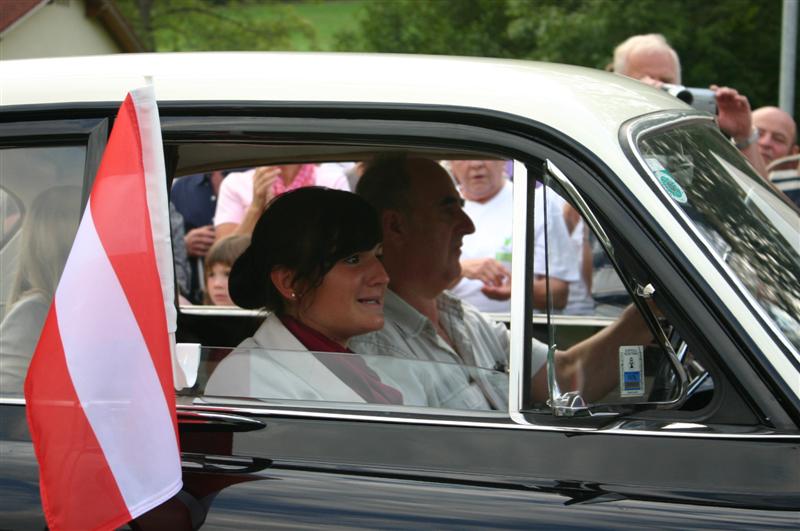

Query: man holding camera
left=612, top=34, right=767, bottom=178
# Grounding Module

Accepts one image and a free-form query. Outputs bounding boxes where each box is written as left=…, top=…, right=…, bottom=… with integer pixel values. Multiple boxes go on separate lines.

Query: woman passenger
left=204, top=187, right=403, bottom=404
left=0, top=186, right=81, bottom=396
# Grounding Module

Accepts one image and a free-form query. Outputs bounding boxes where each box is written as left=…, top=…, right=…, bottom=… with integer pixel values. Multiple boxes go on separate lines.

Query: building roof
left=0, top=0, right=144, bottom=52
left=0, top=0, right=48, bottom=35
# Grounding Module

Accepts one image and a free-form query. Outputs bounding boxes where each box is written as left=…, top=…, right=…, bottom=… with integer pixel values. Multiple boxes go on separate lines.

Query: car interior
left=0, top=138, right=719, bottom=424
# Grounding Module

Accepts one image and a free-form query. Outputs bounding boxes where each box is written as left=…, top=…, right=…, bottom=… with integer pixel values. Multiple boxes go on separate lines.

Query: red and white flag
left=24, top=86, right=182, bottom=531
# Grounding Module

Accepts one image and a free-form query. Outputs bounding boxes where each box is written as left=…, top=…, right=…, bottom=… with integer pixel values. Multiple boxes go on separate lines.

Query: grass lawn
left=242, top=0, right=370, bottom=51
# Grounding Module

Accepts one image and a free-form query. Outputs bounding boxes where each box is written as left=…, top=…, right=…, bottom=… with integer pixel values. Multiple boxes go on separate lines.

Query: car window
left=174, top=156, right=518, bottom=416
left=534, top=170, right=703, bottom=415
left=0, top=146, right=84, bottom=397
left=183, top=345, right=508, bottom=412
left=173, top=152, right=704, bottom=419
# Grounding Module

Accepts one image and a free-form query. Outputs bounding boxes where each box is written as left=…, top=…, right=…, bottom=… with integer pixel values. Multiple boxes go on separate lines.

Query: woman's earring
left=290, top=291, right=297, bottom=299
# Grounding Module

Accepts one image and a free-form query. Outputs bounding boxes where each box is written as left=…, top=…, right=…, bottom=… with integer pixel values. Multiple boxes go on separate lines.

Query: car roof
left=1, top=52, right=694, bottom=183
left=1, top=52, right=685, bottom=123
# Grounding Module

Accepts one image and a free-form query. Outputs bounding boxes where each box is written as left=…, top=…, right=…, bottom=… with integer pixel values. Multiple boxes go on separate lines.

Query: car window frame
left=159, top=104, right=797, bottom=435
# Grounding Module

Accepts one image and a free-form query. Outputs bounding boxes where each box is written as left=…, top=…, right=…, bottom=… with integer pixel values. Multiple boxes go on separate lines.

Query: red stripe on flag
left=88, top=95, right=176, bottom=432
left=24, top=303, right=132, bottom=531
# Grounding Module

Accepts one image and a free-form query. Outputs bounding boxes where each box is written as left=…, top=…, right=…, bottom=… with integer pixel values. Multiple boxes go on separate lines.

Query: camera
left=662, top=84, right=717, bottom=115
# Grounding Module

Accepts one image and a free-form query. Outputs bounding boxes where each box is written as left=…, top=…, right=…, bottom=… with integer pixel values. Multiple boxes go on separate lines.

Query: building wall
left=1, top=0, right=121, bottom=60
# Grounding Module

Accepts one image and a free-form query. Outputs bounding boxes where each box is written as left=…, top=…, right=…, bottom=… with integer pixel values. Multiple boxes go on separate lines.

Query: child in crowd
left=203, top=234, right=251, bottom=306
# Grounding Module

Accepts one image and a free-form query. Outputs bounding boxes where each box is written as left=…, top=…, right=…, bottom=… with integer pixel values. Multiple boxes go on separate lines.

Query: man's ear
left=382, top=209, right=407, bottom=244
left=270, top=267, right=296, bottom=300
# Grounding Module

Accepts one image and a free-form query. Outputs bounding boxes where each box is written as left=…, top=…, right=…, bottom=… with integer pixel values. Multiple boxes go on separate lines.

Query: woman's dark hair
left=228, top=186, right=382, bottom=312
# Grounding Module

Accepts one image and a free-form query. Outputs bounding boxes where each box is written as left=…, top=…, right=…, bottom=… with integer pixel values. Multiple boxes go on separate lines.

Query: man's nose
left=459, top=208, right=476, bottom=235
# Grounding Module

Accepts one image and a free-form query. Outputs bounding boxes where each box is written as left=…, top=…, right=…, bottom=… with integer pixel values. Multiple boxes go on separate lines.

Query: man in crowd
left=448, top=159, right=578, bottom=313
left=752, top=106, right=798, bottom=170
left=351, top=156, right=654, bottom=408
left=171, top=170, right=225, bottom=303
left=613, top=34, right=767, bottom=177
left=752, top=106, right=800, bottom=207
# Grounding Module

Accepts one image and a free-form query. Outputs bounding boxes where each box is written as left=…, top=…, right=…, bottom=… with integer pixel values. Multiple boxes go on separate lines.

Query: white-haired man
left=613, top=34, right=766, bottom=177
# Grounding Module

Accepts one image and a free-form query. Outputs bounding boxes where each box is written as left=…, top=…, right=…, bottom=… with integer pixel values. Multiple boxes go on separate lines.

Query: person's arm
left=214, top=222, right=237, bottom=241
left=531, top=303, right=653, bottom=403
left=450, top=257, right=512, bottom=301
left=456, top=257, right=510, bottom=286
left=532, top=275, right=568, bottom=310
left=214, top=167, right=280, bottom=240
left=713, top=85, right=768, bottom=178
left=532, top=195, right=577, bottom=310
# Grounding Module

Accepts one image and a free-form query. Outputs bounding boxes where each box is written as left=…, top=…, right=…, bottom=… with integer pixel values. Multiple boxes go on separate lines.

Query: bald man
left=752, top=106, right=799, bottom=171
left=351, top=156, right=654, bottom=409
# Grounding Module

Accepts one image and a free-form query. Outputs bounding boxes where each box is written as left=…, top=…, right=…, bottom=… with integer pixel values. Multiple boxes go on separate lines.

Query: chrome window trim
left=508, top=160, right=529, bottom=416
left=623, top=113, right=800, bottom=393
left=3, top=395, right=797, bottom=440
left=544, top=159, right=615, bottom=265
left=180, top=306, right=264, bottom=317
left=172, top=403, right=799, bottom=440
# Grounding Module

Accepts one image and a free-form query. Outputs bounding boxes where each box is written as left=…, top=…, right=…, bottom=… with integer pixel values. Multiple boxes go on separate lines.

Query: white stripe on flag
left=55, top=201, right=181, bottom=516
left=131, top=86, right=176, bottom=335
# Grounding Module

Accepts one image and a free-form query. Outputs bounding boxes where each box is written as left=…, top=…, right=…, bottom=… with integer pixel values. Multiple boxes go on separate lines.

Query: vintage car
left=1, top=53, right=798, bottom=529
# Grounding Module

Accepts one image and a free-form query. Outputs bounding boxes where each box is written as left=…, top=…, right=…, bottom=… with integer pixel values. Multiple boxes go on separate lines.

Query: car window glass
left=0, top=188, right=23, bottom=251
left=535, top=174, right=692, bottom=413
left=0, top=146, right=85, bottom=398
left=173, top=156, right=520, bottom=416
left=183, top=345, right=508, bottom=412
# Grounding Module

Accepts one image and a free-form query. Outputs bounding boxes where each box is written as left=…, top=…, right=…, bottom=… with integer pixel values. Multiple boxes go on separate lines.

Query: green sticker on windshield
left=657, top=171, right=687, bottom=204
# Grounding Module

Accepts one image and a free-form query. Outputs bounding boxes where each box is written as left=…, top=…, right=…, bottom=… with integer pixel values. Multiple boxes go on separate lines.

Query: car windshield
left=637, top=122, right=800, bottom=353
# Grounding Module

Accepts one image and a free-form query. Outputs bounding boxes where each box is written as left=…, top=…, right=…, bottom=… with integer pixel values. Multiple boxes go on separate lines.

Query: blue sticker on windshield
left=646, top=157, right=687, bottom=204
left=619, top=346, right=645, bottom=397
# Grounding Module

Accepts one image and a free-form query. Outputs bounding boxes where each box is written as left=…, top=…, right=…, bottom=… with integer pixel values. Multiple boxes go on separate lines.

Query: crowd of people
left=611, top=34, right=799, bottom=202
left=168, top=33, right=797, bottom=314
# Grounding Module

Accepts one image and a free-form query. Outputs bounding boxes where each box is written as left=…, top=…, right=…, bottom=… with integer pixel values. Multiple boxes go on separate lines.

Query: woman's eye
left=343, top=254, right=360, bottom=265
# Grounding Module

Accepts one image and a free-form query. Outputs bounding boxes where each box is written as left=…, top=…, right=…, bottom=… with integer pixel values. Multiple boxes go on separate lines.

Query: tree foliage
left=116, top=0, right=316, bottom=52
left=335, top=0, right=794, bottom=112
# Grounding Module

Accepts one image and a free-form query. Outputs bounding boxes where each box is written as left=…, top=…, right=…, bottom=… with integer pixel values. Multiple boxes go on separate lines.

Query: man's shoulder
left=172, top=173, right=205, bottom=191
left=349, top=326, right=419, bottom=359
left=439, top=291, right=492, bottom=326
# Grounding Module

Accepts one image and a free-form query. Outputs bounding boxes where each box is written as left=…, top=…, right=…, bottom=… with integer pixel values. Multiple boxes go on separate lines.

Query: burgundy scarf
left=279, top=315, right=403, bottom=405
